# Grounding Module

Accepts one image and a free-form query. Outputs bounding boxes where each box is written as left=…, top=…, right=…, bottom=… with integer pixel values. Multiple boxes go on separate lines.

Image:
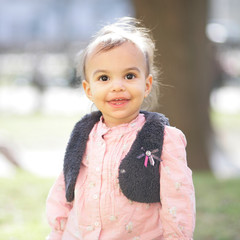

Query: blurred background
left=0, top=0, right=240, bottom=239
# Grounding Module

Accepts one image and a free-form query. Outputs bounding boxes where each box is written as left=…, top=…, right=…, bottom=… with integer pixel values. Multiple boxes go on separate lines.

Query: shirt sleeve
left=46, top=171, right=73, bottom=240
left=159, top=126, right=196, bottom=240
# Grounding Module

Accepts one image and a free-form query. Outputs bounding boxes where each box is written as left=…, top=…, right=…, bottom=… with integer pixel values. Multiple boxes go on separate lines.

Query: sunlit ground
left=0, top=86, right=91, bottom=177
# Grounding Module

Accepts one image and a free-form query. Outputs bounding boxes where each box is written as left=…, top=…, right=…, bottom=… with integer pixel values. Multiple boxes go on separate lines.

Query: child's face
left=82, top=41, right=152, bottom=127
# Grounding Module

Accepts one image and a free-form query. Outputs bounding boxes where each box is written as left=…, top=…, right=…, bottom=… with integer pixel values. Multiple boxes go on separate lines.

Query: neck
left=102, top=112, right=140, bottom=128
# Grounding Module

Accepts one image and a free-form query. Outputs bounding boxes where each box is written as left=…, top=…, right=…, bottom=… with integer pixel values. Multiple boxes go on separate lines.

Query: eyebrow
left=92, top=67, right=141, bottom=77
left=125, top=67, right=141, bottom=73
left=92, top=69, right=108, bottom=77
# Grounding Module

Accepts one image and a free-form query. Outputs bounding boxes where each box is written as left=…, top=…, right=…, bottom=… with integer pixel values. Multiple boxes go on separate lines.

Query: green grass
left=0, top=170, right=55, bottom=240
left=0, top=170, right=239, bottom=240
left=193, top=171, right=240, bottom=240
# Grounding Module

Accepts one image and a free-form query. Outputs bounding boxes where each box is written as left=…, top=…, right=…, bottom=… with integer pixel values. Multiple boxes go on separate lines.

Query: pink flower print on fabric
left=55, top=217, right=67, bottom=231
left=168, top=207, right=177, bottom=218
left=125, top=221, right=133, bottom=233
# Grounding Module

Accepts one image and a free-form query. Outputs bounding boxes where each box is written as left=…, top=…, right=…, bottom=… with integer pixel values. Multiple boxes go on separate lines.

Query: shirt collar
left=96, top=113, right=145, bottom=137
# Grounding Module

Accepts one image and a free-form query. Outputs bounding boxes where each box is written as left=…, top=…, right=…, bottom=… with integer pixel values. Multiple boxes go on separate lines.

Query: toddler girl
left=46, top=17, right=195, bottom=240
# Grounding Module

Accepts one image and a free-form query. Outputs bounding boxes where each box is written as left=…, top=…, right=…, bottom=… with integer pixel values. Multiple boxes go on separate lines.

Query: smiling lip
left=107, top=98, right=130, bottom=107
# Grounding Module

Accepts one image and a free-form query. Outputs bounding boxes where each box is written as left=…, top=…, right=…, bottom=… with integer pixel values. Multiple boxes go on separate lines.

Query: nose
left=111, top=78, right=125, bottom=92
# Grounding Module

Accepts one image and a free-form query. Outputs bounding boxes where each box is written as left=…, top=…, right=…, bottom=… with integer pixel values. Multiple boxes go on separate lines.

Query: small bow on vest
left=137, top=147, right=162, bottom=167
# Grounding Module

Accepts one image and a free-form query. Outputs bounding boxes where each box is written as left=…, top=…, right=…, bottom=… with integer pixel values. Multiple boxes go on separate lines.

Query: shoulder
left=161, top=126, right=188, bottom=166
left=163, top=126, right=187, bottom=149
left=141, top=110, right=169, bottom=126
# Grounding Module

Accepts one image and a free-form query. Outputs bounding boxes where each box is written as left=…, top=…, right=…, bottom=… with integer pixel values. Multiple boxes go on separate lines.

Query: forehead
left=85, top=41, right=147, bottom=72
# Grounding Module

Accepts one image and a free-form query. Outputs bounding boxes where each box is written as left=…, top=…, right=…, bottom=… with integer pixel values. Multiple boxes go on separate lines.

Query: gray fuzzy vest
left=63, top=111, right=169, bottom=203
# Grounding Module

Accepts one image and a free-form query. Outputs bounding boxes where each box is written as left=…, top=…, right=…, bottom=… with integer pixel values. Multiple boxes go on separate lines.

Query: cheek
left=90, top=86, right=104, bottom=101
left=134, top=84, right=147, bottom=95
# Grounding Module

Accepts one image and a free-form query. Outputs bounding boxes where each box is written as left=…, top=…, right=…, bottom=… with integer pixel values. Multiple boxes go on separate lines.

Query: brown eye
left=125, top=73, right=135, bottom=80
left=99, top=75, right=109, bottom=81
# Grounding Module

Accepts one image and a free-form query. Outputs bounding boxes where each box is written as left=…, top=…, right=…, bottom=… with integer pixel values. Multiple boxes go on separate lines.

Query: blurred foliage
left=211, top=110, right=240, bottom=129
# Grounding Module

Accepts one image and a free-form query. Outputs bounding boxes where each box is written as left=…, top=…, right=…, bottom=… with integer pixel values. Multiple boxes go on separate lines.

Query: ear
left=144, top=74, right=153, bottom=98
left=82, top=80, right=92, bottom=101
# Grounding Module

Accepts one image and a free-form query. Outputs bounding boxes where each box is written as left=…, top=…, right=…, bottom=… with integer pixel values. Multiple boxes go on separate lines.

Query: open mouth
left=108, top=98, right=130, bottom=106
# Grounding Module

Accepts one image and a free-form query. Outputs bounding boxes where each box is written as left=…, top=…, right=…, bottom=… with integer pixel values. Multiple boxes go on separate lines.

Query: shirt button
left=94, top=221, right=100, bottom=227
left=131, top=122, right=136, bottom=127
left=86, top=225, right=94, bottom=231
left=93, top=194, right=98, bottom=200
left=109, top=215, right=117, bottom=221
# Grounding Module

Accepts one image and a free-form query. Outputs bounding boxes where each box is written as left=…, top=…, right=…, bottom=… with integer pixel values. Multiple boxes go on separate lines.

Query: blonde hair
left=76, top=17, right=160, bottom=110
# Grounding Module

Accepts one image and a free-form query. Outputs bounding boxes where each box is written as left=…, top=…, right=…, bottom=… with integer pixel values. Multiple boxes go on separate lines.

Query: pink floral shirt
left=46, top=114, right=195, bottom=240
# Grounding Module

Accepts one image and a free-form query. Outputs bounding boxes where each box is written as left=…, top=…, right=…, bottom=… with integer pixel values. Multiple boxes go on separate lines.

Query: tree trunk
left=133, top=0, right=213, bottom=170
